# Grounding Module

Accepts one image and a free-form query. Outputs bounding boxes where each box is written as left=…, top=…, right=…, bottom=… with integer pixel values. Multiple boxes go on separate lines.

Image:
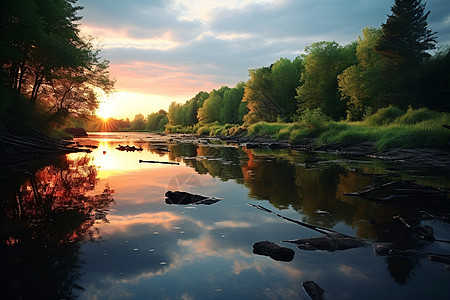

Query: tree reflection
left=0, top=155, right=114, bottom=300
left=168, top=144, right=446, bottom=286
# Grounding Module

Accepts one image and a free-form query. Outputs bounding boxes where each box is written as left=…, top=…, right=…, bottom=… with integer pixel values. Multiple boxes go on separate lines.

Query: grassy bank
left=165, top=107, right=450, bottom=150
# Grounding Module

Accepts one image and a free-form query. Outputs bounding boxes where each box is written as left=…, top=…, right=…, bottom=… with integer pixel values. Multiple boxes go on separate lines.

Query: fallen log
left=139, top=160, right=180, bottom=165
left=249, top=204, right=368, bottom=252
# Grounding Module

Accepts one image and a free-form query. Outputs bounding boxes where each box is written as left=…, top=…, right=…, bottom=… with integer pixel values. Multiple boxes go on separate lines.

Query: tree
left=242, top=67, right=274, bottom=123
left=338, top=27, right=385, bottom=119
left=147, top=110, right=168, bottom=131
left=375, top=0, right=437, bottom=107
left=220, top=82, right=245, bottom=124
left=271, top=57, right=304, bottom=121
left=296, top=41, right=357, bottom=120
left=130, top=113, right=146, bottom=131
left=242, top=57, right=303, bottom=123
left=197, top=89, right=225, bottom=123
left=0, top=0, right=114, bottom=123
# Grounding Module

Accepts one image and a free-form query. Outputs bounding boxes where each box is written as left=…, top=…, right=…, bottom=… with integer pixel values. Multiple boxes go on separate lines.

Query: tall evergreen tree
left=375, top=0, right=437, bottom=108
left=376, top=0, right=437, bottom=65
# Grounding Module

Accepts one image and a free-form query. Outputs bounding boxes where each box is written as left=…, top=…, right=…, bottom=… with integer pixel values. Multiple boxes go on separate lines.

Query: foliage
left=363, top=105, right=405, bottom=126
left=374, top=0, right=437, bottom=108
left=243, top=57, right=303, bottom=123
left=220, top=82, right=246, bottom=124
left=338, top=27, right=385, bottom=119
left=296, top=41, right=357, bottom=120
left=198, top=88, right=226, bottom=123
left=147, top=110, right=168, bottom=132
left=0, top=0, right=114, bottom=125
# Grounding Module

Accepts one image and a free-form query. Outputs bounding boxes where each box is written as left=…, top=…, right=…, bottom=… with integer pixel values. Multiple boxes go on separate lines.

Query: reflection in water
left=2, top=133, right=449, bottom=299
left=0, top=155, right=114, bottom=300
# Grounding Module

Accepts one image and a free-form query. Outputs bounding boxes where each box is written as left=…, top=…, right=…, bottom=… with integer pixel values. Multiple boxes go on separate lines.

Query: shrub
left=395, top=107, right=441, bottom=125
left=364, top=105, right=405, bottom=126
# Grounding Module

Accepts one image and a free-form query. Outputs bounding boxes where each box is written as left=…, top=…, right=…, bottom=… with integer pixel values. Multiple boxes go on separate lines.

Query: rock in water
left=302, top=281, right=325, bottom=300
left=252, top=241, right=295, bottom=262
left=165, top=191, right=220, bottom=205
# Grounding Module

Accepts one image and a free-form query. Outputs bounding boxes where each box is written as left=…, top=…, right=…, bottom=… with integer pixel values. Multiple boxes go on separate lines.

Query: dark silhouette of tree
left=375, top=0, right=437, bottom=108
left=0, top=0, right=114, bottom=124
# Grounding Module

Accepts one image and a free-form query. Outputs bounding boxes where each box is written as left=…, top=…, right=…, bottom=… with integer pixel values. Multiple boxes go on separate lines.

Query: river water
left=1, top=132, right=449, bottom=299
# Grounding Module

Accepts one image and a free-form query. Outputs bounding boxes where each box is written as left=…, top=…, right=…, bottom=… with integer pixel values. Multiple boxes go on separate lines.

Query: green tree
left=242, top=57, right=302, bottom=123
left=147, top=109, right=168, bottom=131
left=130, top=113, right=146, bottom=131
left=198, top=88, right=228, bottom=123
left=242, top=67, right=274, bottom=123
left=271, top=57, right=304, bottom=121
left=296, top=41, right=357, bottom=120
left=375, top=0, right=437, bottom=107
left=220, top=82, right=245, bottom=124
left=338, top=27, right=384, bottom=119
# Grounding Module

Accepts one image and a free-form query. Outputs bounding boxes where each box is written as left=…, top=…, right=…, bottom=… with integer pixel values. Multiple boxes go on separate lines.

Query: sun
left=96, top=101, right=114, bottom=120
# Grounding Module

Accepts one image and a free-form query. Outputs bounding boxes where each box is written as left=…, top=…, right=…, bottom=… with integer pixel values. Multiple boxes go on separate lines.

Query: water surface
left=1, top=132, right=449, bottom=299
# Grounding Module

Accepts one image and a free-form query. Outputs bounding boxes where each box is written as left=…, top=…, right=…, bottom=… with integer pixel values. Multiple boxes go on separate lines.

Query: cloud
left=77, top=0, right=450, bottom=117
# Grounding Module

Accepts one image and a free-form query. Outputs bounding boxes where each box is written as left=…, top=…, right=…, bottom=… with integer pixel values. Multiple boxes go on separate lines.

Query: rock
left=63, top=127, right=88, bottom=137
left=165, top=191, right=220, bottom=205
left=284, top=233, right=368, bottom=252
left=252, top=241, right=295, bottom=262
left=302, top=281, right=325, bottom=300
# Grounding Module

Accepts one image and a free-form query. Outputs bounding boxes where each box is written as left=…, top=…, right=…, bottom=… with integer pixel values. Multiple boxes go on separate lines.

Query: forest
left=1, top=0, right=449, bottom=149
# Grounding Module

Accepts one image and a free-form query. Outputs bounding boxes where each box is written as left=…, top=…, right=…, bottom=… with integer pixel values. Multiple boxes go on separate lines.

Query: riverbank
left=160, top=107, right=450, bottom=168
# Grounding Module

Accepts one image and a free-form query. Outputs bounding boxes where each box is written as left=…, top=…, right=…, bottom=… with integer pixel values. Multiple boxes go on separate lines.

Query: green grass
left=163, top=107, right=450, bottom=151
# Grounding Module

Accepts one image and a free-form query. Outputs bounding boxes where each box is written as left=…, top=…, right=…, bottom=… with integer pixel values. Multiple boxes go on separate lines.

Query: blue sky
left=77, top=0, right=450, bottom=119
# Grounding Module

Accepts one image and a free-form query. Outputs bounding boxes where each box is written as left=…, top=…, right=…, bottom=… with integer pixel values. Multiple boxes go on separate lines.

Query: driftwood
left=252, top=241, right=295, bottom=262
left=165, top=191, right=221, bottom=205
left=139, top=160, right=179, bottom=165
left=249, top=204, right=368, bottom=251
left=302, top=281, right=325, bottom=300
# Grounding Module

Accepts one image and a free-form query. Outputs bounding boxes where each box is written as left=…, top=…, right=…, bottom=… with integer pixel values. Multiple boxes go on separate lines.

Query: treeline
left=78, top=110, right=169, bottom=132
left=165, top=0, right=449, bottom=132
left=0, top=0, right=114, bottom=134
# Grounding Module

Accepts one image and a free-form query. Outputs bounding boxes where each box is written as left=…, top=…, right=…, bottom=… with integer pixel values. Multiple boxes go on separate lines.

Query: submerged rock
left=165, top=191, right=221, bottom=205
left=252, top=241, right=295, bottom=262
left=284, top=233, right=368, bottom=252
left=302, top=281, right=325, bottom=300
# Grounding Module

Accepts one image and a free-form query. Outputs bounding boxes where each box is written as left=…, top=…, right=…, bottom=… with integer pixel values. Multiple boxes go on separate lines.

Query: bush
left=364, top=105, right=405, bottom=126
left=298, top=109, right=330, bottom=132
left=395, top=107, right=441, bottom=125
left=247, top=122, right=287, bottom=137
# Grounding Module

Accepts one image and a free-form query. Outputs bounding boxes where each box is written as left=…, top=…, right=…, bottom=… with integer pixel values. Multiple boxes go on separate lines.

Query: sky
left=77, top=0, right=450, bottom=120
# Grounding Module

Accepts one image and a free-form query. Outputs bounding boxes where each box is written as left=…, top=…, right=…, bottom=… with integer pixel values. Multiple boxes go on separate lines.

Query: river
left=1, top=132, right=449, bottom=299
